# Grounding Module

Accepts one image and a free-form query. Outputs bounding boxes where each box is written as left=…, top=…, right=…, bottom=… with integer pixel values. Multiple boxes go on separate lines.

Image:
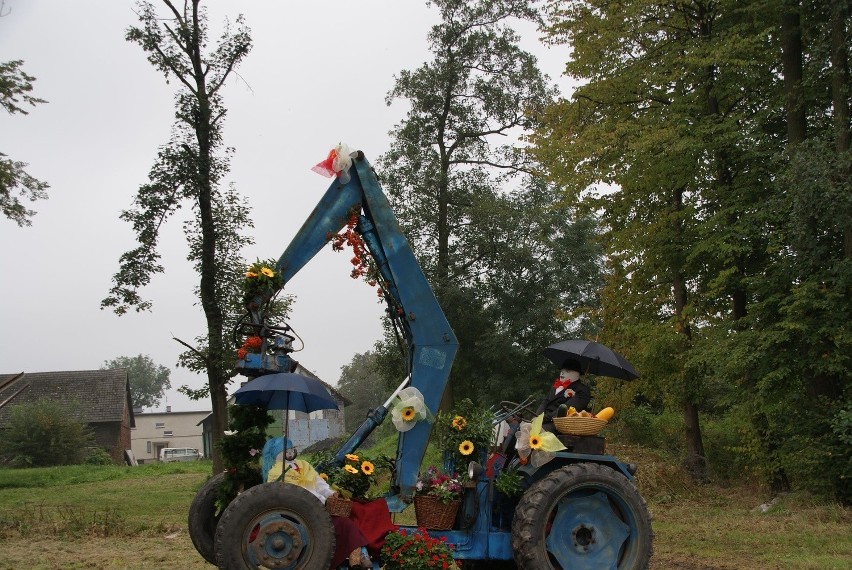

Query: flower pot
left=414, top=495, right=461, bottom=530
left=325, top=495, right=352, bottom=517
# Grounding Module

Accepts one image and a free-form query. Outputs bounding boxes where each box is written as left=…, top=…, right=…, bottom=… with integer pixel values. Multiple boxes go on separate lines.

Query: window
left=155, top=422, right=165, bottom=429
left=147, top=441, right=151, bottom=453
left=164, top=430, right=173, bottom=437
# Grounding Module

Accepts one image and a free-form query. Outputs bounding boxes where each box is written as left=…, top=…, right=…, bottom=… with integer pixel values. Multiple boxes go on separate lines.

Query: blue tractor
left=188, top=151, right=652, bottom=569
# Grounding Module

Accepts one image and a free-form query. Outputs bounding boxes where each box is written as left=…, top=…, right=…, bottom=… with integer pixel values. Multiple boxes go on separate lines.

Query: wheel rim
left=241, top=510, right=314, bottom=569
left=544, top=488, right=636, bottom=569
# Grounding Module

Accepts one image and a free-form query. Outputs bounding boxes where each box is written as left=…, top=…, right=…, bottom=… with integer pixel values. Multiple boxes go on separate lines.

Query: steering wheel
left=498, top=400, right=538, bottom=423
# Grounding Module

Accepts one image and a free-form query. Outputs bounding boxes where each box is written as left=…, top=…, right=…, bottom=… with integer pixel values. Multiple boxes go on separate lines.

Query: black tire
left=214, top=482, right=335, bottom=570
left=188, top=472, right=226, bottom=565
left=512, top=462, right=653, bottom=569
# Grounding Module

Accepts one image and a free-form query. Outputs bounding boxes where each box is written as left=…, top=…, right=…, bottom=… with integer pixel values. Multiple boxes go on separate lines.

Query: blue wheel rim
left=243, top=511, right=313, bottom=569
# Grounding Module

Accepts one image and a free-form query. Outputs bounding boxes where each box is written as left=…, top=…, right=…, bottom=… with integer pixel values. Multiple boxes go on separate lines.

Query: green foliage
left=494, top=465, right=524, bottom=498
left=0, top=59, right=49, bottom=226
left=84, top=448, right=115, bottom=466
left=0, top=399, right=95, bottom=468
left=325, top=452, right=377, bottom=500
left=102, top=354, right=171, bottom=409
left=337, top=351, right=388, bottom=433
left=216, top=404, right=272, bottom=510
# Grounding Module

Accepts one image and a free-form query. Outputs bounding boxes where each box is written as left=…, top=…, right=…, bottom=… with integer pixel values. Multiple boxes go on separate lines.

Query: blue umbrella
left=233, top=372, right=339, bottom=446
left=233, top=372, right=339, bottom=412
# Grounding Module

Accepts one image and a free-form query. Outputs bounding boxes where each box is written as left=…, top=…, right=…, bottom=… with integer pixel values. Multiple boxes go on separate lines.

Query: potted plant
left=433, top=398, right=494, bottom=474
left=324, top=453, right=377, bottom=516
left=414, top=466, right=463, bottom=530
left=381, top=527, right=459, bottom=570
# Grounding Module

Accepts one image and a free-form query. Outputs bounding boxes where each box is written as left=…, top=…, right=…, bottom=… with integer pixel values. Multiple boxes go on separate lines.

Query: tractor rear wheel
left=214, top=482, right=335, bottom=569
left=188, top=472, right=225, bottom=565
left=512, top=462, right=652, bottom=569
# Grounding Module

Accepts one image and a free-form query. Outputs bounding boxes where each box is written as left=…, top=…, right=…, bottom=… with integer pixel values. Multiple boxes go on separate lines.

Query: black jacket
left=536, top=380, right=591, bottom=422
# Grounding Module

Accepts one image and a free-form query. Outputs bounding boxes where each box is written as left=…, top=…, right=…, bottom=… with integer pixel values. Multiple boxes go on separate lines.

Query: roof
left=0, top=369, right=135, bottom=428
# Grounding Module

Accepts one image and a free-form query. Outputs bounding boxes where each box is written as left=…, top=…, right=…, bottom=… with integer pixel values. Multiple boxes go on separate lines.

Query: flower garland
left=237, top=335, right=262, bottom=360
left=329, top=213, right=371, bottom=280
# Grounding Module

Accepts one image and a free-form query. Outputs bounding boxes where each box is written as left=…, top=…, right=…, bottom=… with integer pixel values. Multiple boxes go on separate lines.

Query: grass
left=0, top=448, right=849, bottom=569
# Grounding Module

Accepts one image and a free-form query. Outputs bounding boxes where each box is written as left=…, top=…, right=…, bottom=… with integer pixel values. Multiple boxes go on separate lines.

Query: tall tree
left=378, top=0, right=581, bottom=405
left=102, top=0, right=252, bottom=473
left=102, top=354, right=172, bottom=410
left=337, top=351, right=387, bottom=433
left=0, top=56, right=49, bottom=226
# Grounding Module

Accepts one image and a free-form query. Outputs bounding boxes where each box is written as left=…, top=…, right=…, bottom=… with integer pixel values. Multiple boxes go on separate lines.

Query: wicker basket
left=325, top=495, right=353, bottom=517
left=553, top=416, right=608, bottom=436
left=414, top=495, right=461, bottom=530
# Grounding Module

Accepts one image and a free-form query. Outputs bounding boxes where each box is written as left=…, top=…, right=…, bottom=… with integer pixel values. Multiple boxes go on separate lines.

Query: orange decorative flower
left=459, top=440, right=474, bottom=456
left=344, top=465, right=359, bottom=474
left=246, top=271, right=258, bottom=278
left=361, top=461, right=375, bottom=475
left=319, top=473, right=328, bottom=480
left=261, top=266, right=275, bottom=277
left=451, top=415, right=467, bottom=431
left=345, top=453, right=359, bottom=462
left=529, top=435, right=542, bottom=450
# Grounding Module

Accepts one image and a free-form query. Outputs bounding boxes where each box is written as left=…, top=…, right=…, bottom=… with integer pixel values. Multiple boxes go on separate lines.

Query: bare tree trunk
left=782, top=5, right=806, bottom=145
left=830, top=2, right=851, bottom=258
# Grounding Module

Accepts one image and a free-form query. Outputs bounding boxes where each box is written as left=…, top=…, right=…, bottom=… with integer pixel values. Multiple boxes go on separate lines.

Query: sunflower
left=361, top=461, right=375, bottom=475
left=459, top=440, right=474, bottom=456
left=402, top=406, right=416, bottom=422
left=529, top=435, right=542, bottom=450
left=261, top=267, right=275, bottom=277
left=345, top=453, right=360, bottom=462
left=451, top=415, right=467, bottom=431
left=344, top=465, right=359, bottom=474
left=245, top=271, right=258, bottom=278
left=319, top=473, right=328, bottom=480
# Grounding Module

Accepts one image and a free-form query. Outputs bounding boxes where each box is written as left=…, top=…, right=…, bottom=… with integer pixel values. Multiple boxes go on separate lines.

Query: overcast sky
left=0, top=1, right=571, bottom=412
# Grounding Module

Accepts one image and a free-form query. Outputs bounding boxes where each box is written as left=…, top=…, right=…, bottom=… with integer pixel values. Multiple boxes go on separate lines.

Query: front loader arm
left=263, top=152, right=458, bottom=505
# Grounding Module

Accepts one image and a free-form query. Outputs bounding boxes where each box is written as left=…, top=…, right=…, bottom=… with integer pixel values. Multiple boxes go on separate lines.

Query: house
left=197, top=364, right=349, bottom=455
left=131, top=409, right=210, bottom=464
left=0, top=369, right=135, bottom=464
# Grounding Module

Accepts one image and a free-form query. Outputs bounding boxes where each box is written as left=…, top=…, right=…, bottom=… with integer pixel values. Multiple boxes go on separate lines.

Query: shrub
left=0, top=399, right=95, bottom=467
left=381, top=527, right=458, bottom=570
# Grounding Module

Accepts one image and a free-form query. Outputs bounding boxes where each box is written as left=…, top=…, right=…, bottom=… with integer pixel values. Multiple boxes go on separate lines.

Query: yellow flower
left=345, top=453, right=360, bottom=462
left=459, top=440, right=474, bottom=456
left=344, top=465, right=359, bottom=474
left=451, top=415, right=467, bottom=431
left=529, top=435, right=542, bottom=450
left=319, top=473, right=328, bottom=480
left=246, top=271, right=258, bottom=278
left=402, top=406, right=416, bottom=422
left=261, top=266, right=275, bottom=277
left=361, top=461, right=375, bottom=475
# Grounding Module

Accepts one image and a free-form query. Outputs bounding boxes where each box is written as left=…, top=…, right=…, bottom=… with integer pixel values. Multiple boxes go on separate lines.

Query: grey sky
left=0, top=1, right=570, bottom=412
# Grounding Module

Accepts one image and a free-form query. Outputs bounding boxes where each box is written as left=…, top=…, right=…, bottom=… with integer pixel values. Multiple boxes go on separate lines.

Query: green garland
left=216, top=404, right=273, bottom=512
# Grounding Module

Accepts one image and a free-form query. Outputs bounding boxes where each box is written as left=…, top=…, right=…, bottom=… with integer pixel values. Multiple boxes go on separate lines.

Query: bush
left=84, top=448, right=115, bottom=466
left=0, top=399, right=95, bottom=467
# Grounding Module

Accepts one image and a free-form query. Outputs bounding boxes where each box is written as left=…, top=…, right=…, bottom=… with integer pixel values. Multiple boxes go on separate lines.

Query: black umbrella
left=233, top=372, right=339, bottom=443
left=543, top=339, right=640, bottom=380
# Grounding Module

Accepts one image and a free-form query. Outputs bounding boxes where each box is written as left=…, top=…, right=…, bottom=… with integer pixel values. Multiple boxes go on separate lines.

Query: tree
left=0, top=399, right=95, bottom=467
left=102, top=354, right=171, bottom=410
left=337, top=351, right=387, bottom=433
left=102, top=0, right=252, bottom=473
left=1, top=55, right=49, bottom=225
left=378, top=0, right=588, bottom=405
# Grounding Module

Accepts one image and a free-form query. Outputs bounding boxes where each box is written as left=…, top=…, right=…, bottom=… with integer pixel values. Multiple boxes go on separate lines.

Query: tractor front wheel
left=512, top=462, right=652, bottom=569
left=214, top=482, right=335, bottom=570
left=188, top=472, right=225, bottom=565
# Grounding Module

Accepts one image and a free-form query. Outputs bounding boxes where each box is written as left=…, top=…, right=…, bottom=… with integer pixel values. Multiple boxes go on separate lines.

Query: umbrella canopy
left=543, top=339, right=640, bottom=381
left=233, top=372, right=339, bottom=413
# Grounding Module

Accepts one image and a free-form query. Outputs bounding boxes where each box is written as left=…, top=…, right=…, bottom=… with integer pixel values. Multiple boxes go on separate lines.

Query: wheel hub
left=545, top=491, right=630, bottom=569
left=250, top=518, right=304, bottom=568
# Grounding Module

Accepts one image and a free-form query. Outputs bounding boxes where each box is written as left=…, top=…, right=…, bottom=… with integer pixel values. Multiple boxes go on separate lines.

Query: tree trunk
left=830, top=2, right=851, bottom=258
left=782, top=5, right=806, bottom=145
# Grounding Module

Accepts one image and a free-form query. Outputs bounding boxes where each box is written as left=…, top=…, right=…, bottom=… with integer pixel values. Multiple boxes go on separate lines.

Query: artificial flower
left=361, top=461, right=375, bottom=475
left=390, top=386, right=432, bottom=432
left=320, top=473, right=328, bottom=480
left=345, top=453, right=359, bottom=462
left=261, top=267, right=274, bottom=277
left=344, top=465, right=359, bottom=474
left=459, top=440, right=474, bottom=456
left=451, top=415, right=467, bottom=431
left=515, top=413, right=567, bottom=467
